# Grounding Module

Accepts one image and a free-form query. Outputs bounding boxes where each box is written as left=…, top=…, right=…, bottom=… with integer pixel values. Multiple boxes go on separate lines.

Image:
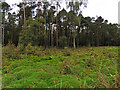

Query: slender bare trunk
left=37, top=1, right=40, bottom=18
left=73, top=37, right=76, bottom=48
left=30, top=6, right=32, bottom=18
left=62, top=22, right=64, bottom=36
left=77, top=35, right=79, bottom=48
left=51, top=24, right=53, bottom=47
left=49, top=23, right=51, bottom=46
left=24, top=3, right=26, bottom=27
left=2, top=24, right=4, bottom=46
left=44, top=9, right=47, bottom=47
left=56, top=6, right=58, bottom=47
left=44, top=8, right=46, bottom=34
left=96, top=30, right=99, bottom=46
left=11, top=25, right=14, bottom=44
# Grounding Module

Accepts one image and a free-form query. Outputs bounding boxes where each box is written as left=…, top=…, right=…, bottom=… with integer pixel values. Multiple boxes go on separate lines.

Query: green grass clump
left=2, top=46, right=120, bottom=88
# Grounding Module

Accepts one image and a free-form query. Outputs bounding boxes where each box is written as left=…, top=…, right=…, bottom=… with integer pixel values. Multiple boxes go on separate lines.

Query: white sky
left=82, top=0, right=120, bottom=24
left=5, top=0, right=120, bottom=24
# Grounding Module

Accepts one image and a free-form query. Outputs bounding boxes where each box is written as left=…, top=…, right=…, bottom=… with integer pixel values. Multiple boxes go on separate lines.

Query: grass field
left=2, top=45, right=120, bottom=88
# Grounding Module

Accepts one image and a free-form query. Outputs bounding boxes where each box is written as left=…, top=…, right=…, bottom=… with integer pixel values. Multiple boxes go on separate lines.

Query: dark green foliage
left=59, top=36, right=68, bottom=48
left=2, top=2, right=120, bottom=47
left=19, top=17, right=44, bottom=46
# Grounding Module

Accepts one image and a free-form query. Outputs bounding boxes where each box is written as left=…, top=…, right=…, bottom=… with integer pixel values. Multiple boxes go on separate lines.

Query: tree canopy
left=1, top=1, right=120, bottom=48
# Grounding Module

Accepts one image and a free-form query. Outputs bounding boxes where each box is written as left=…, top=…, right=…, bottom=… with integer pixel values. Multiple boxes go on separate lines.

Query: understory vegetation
left=2, top=44, right=120, bottom=88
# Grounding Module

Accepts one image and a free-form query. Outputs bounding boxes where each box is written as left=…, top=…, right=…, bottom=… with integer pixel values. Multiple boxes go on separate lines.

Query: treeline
left=1, top=1, right=120, bottom=48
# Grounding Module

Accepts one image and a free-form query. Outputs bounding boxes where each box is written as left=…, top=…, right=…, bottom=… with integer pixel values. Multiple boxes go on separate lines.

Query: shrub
left=59, top=36, right=68, bottom=48
left=2, top=43, right=20, bottom=59
left=24, top=43, right=43, bottom=56
left=17, top=43, right=25, bottom=52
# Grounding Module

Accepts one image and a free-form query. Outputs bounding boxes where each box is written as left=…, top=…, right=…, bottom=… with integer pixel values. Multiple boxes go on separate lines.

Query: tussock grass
left=2, top=45, right=120, bottom=88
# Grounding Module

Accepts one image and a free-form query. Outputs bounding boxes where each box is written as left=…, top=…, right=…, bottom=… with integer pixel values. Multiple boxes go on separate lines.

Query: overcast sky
left=5, top=0, right=120, bottom=24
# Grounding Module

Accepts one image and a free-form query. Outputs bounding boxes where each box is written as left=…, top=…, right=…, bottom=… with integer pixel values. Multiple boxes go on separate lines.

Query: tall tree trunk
left=73, top=37, right=76, bottom=48
left=51, top=24, right=53, bottom=47
left=44, top=9, right=47, bottom=47
left=37, top=1, right=40, bottom=18
left=24, top=3, right=26, bottom=27
left=77, top=35, right=79, bottom=48
left=68, top=29, right=71, bottom=47
left=49, top=23, right=51, bottom=46
left=62, top=22, right=64, bottom=36
left=44, top=8, right=46, bottom=33
left=77, top=27, right=80, bottom=47
left=56, top=6, right=58, bottom=47
left=30, top=6, right=32, bottom=18
left=11, top=25, right=14, bottom=44
left=2, top=12, right=5, bottom=46
left=96, top=30, right=99, bottom=46
left=2, top=24, right=4, bottom=46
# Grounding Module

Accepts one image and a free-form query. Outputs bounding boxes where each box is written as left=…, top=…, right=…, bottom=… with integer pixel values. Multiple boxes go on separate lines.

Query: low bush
left=59, top=36, right=68, bottom=48
left=2, top=43, right=20, bottom=59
